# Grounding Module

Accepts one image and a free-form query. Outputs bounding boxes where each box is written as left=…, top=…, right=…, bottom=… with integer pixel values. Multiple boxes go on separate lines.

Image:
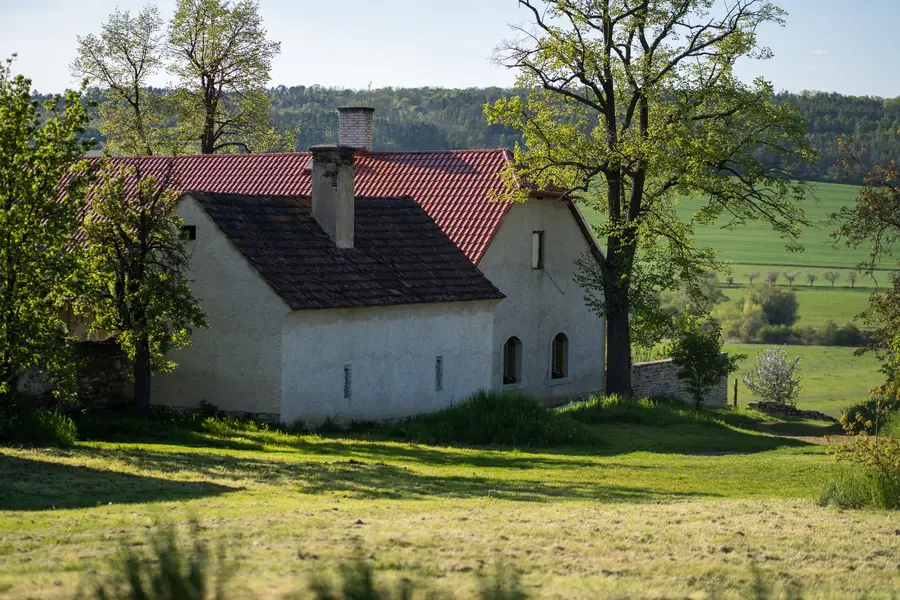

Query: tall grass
left=818, top=465, right=900, bottom=510
left=0, top=401, right=78, bottom=447
left=388, top=390, right=600, bottom=447
left=559, top=394, right=710, bottom=427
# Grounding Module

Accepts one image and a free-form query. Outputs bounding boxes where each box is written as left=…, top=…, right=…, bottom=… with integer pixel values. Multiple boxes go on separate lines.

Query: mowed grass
left=580, top=181, right=883, bottom=274
left=3, top=415, right=900, bottom=600
left=727, top=343, right=882, bottom=417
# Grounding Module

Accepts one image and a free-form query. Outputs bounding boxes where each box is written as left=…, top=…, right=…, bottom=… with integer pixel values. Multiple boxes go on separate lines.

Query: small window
left=343, top=364, right=352, bottom=399
left=503, top=337, right=522, bottom=385
left=181, top=225, right=197, bottom=240
left=551, top=333, right=569, bottom=380
left=532, top=231, right=544, bottom=269
left=435, top=356, right=443, bottom=392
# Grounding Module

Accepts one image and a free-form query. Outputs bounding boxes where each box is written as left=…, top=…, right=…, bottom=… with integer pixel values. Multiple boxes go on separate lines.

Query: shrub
left=742, top=346, right=802, bottom=405
left=757, top=324, right=794, bottom=344
left=839, top=386, right=900, bottom=435
left=668, top=318, right=743, bottom=409
left=748, top=284, right=799, bottom=327
left=819, top=464, right=900, bottom=510
left=0, top=402, right=78, bottom=447
left=391, top=390, right=599, bottom=447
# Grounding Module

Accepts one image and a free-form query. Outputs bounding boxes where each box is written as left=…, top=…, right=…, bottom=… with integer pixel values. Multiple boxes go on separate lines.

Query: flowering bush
left=742, top=346, right=802, bottom=405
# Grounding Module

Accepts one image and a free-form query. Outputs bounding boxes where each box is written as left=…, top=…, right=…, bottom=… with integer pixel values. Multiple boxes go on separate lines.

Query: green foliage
left=821, top=420, right=900, bottom=510
left=168, top=0, right=290, bottom=154
left=818, top=464, right=900, bottom=510
left=748, top=284, right=800, bottom=327
left=390, top=390, right=599, bottom=447
left=0, top=402, right=78, bottom=447
left=87, top=520, right=232, bottom=600
left=668, top=318, right=744, bottom=409
left=757, top=325, right=793, bottom=345
left=0, top=57, right=93, bottom=400
left=71, top=6, right=178, bottom=156
left=839, top=385, right=900, bottom=435
left=76, top=164, right=207, bottom=413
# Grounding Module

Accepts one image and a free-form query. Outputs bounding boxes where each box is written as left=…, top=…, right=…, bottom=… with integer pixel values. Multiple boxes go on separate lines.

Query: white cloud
left=812, top=48, right=829, bottom=56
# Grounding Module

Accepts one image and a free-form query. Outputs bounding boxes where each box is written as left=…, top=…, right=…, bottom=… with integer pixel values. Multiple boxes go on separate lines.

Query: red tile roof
left=92, top=149, right=515, bottom=263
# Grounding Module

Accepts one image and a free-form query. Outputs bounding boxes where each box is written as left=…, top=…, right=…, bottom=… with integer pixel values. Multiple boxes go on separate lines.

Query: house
left=104, top=108, right=607, bottom=423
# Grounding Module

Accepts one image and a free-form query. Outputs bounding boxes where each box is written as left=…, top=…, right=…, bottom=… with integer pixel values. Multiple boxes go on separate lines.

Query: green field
left=727, top=343, right=881, bottom=416
left=717, top=287, right=872, bottom=328
left=2, top=412, right=899, bottom=599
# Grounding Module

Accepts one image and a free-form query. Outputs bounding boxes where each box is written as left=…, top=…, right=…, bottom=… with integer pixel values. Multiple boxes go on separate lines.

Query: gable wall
left=478, top=199, right=606, bottom=401
left=152, top=195, right=289, bottom=417
left=280, top=300, right=497, bottom=425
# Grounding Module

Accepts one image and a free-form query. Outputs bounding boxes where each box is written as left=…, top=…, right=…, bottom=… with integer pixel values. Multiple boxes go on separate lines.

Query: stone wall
left=17, top=340, right=132, bottom=410
left=631, top=357, right=729, bottom=406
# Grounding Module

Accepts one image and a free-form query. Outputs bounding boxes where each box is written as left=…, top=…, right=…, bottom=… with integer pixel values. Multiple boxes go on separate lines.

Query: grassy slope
left=727, top=344, right=882, bottom=416
left=1, top=416, right=898, bottom=599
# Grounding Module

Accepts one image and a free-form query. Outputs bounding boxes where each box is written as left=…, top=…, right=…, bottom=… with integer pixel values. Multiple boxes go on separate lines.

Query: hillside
left=43, top=87, right=900, bottom=184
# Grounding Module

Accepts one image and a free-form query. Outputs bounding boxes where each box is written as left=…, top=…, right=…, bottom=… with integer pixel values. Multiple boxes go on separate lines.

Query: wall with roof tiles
left=152, top=196, right=290, bottom=415
left=478, top=199, right=606, bottom=402
left=280, top=299, right=497, bottom=425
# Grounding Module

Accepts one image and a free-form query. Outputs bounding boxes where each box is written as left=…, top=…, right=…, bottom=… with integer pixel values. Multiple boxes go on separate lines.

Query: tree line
left=34, top=84, right=900, bottom=185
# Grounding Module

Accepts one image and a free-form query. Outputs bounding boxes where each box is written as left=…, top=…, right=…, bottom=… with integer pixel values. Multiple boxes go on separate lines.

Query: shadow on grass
left=0, top=453, right=238, bottom=511
left=74, top=446, right=718, bottom=504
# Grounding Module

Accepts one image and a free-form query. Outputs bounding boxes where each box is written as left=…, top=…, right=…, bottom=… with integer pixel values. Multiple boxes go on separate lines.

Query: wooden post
left=733, top=379, right=738, bottom=409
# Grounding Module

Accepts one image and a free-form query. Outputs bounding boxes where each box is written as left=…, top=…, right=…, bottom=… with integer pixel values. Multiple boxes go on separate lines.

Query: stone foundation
left=747, top=401, right=838, bottom=423
left=631, top=357, right=728, bottom=406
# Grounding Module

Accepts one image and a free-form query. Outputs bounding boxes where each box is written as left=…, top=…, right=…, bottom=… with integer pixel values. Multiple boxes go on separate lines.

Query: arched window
left=551, top=333, right=568, bottom=380
left=503, top=337, right=522, bottom=385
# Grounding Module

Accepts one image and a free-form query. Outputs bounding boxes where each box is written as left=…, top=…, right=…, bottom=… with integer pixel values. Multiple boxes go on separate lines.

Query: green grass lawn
left=1, top=412, right=898, bottom=599
left=718, top=286, right=872, bottom=328
left=727, top=343, right=882, bottom=416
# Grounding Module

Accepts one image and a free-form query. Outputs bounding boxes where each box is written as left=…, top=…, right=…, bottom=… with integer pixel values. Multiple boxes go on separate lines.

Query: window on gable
left=343, top=364, right=352, bottom=399
left=435, top=356, right=443, bottom=392
left=503, top=337, right=522, bottom=385
left=181, top=225, right=197, bottom=240
left=532, top=231, right=544, bottom=269
left=551, top=333, right=569, bottom=380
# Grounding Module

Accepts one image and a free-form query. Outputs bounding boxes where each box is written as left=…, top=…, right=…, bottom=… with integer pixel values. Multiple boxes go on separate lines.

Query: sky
left=0, top=0, right=898, bottom=97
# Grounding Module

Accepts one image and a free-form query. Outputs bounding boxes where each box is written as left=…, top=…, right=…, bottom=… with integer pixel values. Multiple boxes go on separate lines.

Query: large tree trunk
left=605, top=300, right=633, bottom=396
left=134, top=334, right=151, bottom=417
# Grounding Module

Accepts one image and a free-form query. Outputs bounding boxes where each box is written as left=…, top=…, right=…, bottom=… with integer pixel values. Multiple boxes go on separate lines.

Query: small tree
left=749, top=283, right=799, bottom=326
left=669, top=318, right=744, bottom=410
left=742, top=346, right=802, bottom=405
left=824, top=271, right=840, bottom=287
left=783, top=272, right=798, bottom=287
left=766, top=271, right=780, bottom=285
left=726, top=275, right=735, bottom=287
left=77, top=163, right=207, bottom=416
left=747, top=272, right=760, bottom=285
left=0, top=57, right=93, bottom=400
left=848, top=271, right=857, bottom=288
left=806, top=272, right=817, bottom=286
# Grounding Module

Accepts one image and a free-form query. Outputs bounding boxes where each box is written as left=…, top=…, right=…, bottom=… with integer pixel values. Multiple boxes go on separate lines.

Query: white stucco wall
left=280, top=300, right=497, bottom=425
left=478, top=199, right=606, bottom=402
left=152, top=195, right=289, bottom=416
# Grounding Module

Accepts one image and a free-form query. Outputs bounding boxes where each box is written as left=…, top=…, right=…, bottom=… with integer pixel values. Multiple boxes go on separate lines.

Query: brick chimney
left=338, top=107, right=375, bottom=151
left=310, top=144, right=356, bottom=249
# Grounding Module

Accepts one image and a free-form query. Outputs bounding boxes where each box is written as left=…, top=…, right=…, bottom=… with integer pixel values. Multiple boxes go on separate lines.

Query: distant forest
left=50, top=87, right=900, bottom=184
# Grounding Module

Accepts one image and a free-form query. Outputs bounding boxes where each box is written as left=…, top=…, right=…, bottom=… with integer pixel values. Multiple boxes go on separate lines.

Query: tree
left=747, top=272, right=760, bottom=285
left=0, top=58, right=93, bottom=400
left=766, top=271, right=780, bottom=285
left=76, top=163, right=206, bottom=415
left=168, top=0, right=288, bottom=154
left=486, top=0, right=813, bottom=394
left=726, top=275, right=735, bottom=287
left=742, top=346, right=802, bottom=405
left=749, top=283, right=799, bottom=326
left=848, top=270, right=857, bottom=288
left=806, top=272, right=817, bottom=286
left=783, top=271, right=798, bottom=287
left=823, top=271, right=840, bottom=287
left=669, top=317, right=744, bottom=409
left=72, top=6, right=175, bottom=156
left=834, top=148, right=900, bottom=378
